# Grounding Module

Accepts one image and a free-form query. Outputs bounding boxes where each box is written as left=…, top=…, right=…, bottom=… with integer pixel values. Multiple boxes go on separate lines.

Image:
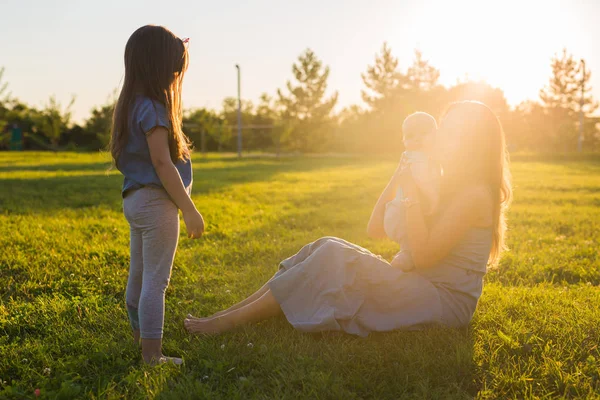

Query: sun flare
left=397, top=0, right=570, bottom=105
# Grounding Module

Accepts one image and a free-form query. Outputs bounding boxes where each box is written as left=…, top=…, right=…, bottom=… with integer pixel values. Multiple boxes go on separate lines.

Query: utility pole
left=236, top=64, right=242, bottom=158
left=578, top=59, right=585, bottom=153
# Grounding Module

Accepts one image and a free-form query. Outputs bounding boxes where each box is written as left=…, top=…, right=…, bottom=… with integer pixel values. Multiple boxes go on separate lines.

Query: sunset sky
left=1, top=0, right=598, bottom=122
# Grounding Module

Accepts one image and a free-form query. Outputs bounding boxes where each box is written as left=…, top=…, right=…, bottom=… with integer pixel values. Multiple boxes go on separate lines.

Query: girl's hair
left=439, top=101, right=512, bottom=267
left=110, top=25, right=190, bottom=164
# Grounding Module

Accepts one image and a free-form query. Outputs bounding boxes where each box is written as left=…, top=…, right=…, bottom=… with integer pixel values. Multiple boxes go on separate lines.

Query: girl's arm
left=367, top=166, right=402, bottom=239
left=401, top=172, right=490, bottom=269
left=146, top=127, right=204, bottom=238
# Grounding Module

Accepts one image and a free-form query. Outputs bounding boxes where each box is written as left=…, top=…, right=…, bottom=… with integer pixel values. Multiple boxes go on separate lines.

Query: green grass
left=0, top=151, right=599, bottom=399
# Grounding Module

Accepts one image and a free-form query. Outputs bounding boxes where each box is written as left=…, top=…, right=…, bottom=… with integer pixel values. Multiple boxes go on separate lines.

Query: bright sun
left=394, top=0, right=574, bottom=106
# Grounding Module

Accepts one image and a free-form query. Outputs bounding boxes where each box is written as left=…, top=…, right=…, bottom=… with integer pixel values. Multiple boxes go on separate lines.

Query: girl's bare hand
left=183, top=209, right=205, bottom=239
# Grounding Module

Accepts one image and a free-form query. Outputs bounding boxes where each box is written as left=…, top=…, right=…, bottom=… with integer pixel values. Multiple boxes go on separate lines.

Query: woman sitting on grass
left=185, top=101, right=512, bottom=337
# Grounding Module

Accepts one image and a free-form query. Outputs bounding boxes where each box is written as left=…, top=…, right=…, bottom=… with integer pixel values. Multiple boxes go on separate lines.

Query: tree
left=538, top=49, right=598, bottom=150
left=220, top=97, right=254, bottom=152
left=358, top=43, right=410, bottom=153
left=277, top=49, right=338, bottom=152
left=221, top=97, right=254, bottom=127
left=82, top=93, right=117, bottom=149
left=332, top=105, right=369, bottom=153
left=361, top=42, right=404, bottom=112
left=183, top=108, right=223, bottom=152
left=505, top=100, right=551, bottom=151
left=0, top=67, right=9, bottom=105
left=0, top=67, right=10, bottom=135
left=251, top=93, right=277, bottom=152
left=35, top=95, right=75, bottom=148
left=403, top=49, right=445, bottom=116
left=540, top=49, right=596, bottom=117
left=406, top=49, right=440, bottom=92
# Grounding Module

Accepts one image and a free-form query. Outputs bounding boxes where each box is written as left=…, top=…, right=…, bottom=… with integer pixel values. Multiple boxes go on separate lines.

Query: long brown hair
left=439, top=101, right=512, bottom=266
left=110, top=25, right=190, bottom=164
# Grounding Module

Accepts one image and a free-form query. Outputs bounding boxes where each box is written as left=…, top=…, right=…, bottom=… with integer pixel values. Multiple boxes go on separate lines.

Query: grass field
left=0, top=152, right=599, bottom=399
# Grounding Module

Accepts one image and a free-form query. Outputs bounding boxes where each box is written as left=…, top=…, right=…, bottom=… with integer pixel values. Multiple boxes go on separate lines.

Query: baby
left=384, top=112, right=440, bottom=271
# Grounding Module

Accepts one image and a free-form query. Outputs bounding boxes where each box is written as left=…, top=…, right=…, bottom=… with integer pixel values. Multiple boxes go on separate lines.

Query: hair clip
left=182, top=37, right=190, bottom=44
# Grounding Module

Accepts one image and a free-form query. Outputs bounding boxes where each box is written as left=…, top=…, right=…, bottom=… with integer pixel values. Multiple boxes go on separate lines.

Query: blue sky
left=1, top=0, right=599, bottom=122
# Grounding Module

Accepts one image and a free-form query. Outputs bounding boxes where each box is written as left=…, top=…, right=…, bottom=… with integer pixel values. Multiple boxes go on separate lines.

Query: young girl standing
left=110, top=25, right=204, bottom=364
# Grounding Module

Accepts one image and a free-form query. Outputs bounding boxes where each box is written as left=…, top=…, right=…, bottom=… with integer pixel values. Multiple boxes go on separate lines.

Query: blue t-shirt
left=117, top=95, right=193, bottom=197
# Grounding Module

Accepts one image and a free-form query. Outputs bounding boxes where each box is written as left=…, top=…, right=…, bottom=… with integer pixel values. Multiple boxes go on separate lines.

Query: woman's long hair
left=110, top=25, right=190, bottom=164
left=439, top=101, right=512, bottom=267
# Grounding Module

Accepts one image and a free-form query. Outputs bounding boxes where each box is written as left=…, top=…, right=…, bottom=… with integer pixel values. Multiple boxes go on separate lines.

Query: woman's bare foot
left=186, top=308, right=229, bottom=321
left=186, top=313, right=212, bottom=322
left=187, top=306, right=237, bottom=319
left=184, top=315, right=234, bottom=335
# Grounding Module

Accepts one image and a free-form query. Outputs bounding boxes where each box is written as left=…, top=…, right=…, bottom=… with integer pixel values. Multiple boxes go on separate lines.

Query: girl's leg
left=125, top=212, right=143, bottom=345
left=138, top=195, right=180, bottom=364
left=187, top=280, right=272, bottom=320
left=184, top=289, right=281, bottom=334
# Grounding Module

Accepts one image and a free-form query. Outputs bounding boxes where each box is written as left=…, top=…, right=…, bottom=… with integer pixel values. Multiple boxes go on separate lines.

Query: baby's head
left=402, top=112, right=437, bottom=151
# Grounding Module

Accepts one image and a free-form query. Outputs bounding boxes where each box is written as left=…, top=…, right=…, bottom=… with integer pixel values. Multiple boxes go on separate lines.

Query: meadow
left=0, top=151, right=599, bottom=399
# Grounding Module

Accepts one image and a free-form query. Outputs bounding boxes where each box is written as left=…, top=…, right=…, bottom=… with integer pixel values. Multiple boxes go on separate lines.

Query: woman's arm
left=401, top=173, right=489, bottom=269
left=147, top=127, right=205, bottom=238
left=366, top=167, right=402, bottom=239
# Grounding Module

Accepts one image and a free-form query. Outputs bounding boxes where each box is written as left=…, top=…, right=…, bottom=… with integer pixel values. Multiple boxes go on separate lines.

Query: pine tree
left=539, top=49, right=597, bottom=150
left=277, top=49, right=338, bottom=152
left=539, top=49, right=596, bottom=117
left=404, top=49, right=444, bottom=116
left=361, top=42, right=403, bottom=112
left=358, top=43, right=409, bottom=153
left=406, top=49, right=440, bottom=92
left=35, top=95, right=75, bottom=148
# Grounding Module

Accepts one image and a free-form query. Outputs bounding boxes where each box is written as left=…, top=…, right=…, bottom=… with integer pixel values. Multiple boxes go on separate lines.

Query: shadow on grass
left=0, top=156, right=366, bottom=215
left=159, top=322, right=479, bottom=398
left=0, top=162, right=113, bottom=173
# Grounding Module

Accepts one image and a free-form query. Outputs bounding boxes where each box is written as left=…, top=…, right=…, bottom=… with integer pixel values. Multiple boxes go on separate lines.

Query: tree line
left=0, top=45, right=598, bottom=154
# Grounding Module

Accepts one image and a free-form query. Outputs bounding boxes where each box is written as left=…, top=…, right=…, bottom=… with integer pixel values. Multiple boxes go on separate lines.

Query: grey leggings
left=123, top=187, right=179, bottom=339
